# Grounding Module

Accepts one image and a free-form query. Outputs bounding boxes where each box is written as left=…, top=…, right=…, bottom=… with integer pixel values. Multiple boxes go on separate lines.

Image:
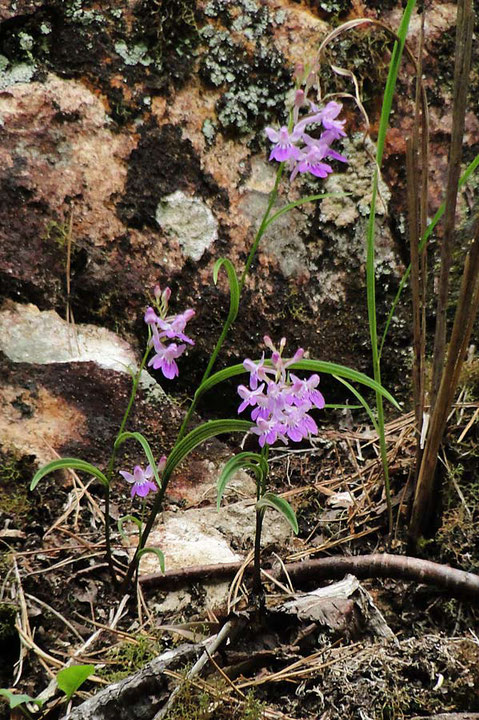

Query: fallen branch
left=152, top=618, right=242, bottom=720
left=139, top=554, right=479, bottom=602
left=61, top=644, right=198, bottom=720
left=412, top=716, right=479, bottom=720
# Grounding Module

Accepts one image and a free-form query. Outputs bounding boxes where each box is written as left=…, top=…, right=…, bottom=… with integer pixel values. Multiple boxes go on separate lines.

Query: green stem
left=176, top=164, right=284, bottom=443
left=105, top=345, right=151, bottom=585
left=240, top=167, right=284, bottom=292
left=122, top=167, right=284, bottom=589
left=135, top=499, right=147, bottom=588
left=366, top=0, right=416, bottom=535
left=252, top=445, right=269, bottom=606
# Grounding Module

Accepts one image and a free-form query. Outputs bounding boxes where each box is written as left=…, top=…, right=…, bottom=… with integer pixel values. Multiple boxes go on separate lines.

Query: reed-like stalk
left=365, top=0, right=416, bottom=534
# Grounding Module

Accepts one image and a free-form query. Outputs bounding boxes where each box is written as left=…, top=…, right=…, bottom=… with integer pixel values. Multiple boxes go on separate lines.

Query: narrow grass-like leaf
left=257, top=492, right=298, bottom=534
left=333, top=375, right=380, bottom=435
left=56, top=665, right=95, bottom=701
left=0, top=689, right=44, bottom=709
left=195, top=360, right=399, bottom=410
left=200, top=258, right=241, bottom=383
left=263, top=193, right=351, bottom=230
left=164, top=420, right=253, bottom=483
left=325, top=404, right=362, bottom=410
left=114, top=431, right=162, bottom=489
left=30, top=459, right=109, bottom=491
left=213, top=258, right=240, bottom=324
left=217, top=452, right=267, bottom=509
left=118, top=514, right=142, bottom=540
left=364, top=0, right=416, bottom=534
left=137, top=547, right=165, bottom=572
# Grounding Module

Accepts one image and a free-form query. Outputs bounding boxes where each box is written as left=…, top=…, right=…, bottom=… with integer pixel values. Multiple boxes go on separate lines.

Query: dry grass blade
left=12, top=557, right=32, bottom=685
left=407, top=135, right=423, bottom=441
left=430, top=0, right=475, bottom=407
left=37, top=594, right=130, bottom=703
left=410, top=219, right=479, bottom=542
left=227, top=549, right=253, bottom=615
left=237, top=643, right=362, bottom=688
left=42, top=444, right=105, bottom=537
left=153, top=619, right=239, bottom=720
left=25, top=593, right=84, bottom=643
left=457, top=406, right=479, bottom=443
left=205, top=646, right=247, bottom=699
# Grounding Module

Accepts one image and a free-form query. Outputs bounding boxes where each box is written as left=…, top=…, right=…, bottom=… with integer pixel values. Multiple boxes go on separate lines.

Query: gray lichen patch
left=0, top=56, right=35, bottom=90
left=155, top=190, right=218, bottom=261
left=239, top=189, right=309, bottom=279
left=320, top=134, right=391, bottom=227
left=199, top=0, right=291, bottom=135
left=114, top=41, right=153, bottom=67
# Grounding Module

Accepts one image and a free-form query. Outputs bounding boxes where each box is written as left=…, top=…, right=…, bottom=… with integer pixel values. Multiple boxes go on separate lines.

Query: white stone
left=0, top=301, right=156, bottom=390
left=156, top=190, right=218, bottom=261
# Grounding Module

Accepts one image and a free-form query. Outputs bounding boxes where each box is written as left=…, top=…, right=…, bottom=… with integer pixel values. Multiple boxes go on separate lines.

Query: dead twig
left=152, top=618, right=242, bottom=720
left=140, top=554, right=479, bottom=602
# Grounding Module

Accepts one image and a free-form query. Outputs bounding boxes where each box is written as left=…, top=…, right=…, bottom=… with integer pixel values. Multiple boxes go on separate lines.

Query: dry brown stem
left=410, top=218, right=479, bottom=542
left=139, top=553, right=479, bottom=602
left=430, top=0, right=474, bottom=406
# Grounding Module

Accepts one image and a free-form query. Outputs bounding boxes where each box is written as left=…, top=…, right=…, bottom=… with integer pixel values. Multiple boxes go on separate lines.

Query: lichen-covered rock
left=155, top=190, right=218, bottom=261
left=0, top=0, right=477, bottom=448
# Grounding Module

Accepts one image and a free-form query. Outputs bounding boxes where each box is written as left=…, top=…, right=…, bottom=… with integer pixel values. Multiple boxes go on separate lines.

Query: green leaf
left=333, top=375, right=380, bottom=435
left=118, top=514, right=143, bottom=540
left=114, top=432, right=162, bottom=489
left=0, top=689, right=44, bottom=709
left=194, top=359, right=400, bottom=410
left=217, top=452, right=267, bottom=509
left=263, top=192, right=351, bottom=231
left=163, top=419, right=253, bottom=485
left=257, top=492, right=298, bottom=534
left=201, top=258, right=240, bottom=381
left=137, top=547, right=165, bottom=572
left=325, top=403, right=362, bottom=410
left=56, top=665, right=95, bottom=701
left=30, top=459, right=109, bottom=491
left=213, top=258, right=240, bottom=326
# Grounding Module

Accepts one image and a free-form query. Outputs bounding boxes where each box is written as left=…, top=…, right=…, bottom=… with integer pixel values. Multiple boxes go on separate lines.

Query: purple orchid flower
left=120, top=464, right=158, bottom=499
left=148, top=338, right=186, bottom=379
left=157, top=308, right=195, bottom=345
left=265, top=126, right=303, bottom=162
left=265, top=97, right=347, bottom=181
left=238, top=338, right=325, bottom=448
left=144, top=286, right=195, bottom=380
left=290, top=146, right=333, bottom=182
left=319, top=101, right=347, bottom=136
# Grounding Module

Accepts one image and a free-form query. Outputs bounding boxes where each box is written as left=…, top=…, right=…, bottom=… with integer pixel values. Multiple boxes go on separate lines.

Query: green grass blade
left=217, top=452, right=265, bottom=509
left=137, top=547, right=165, bottom=573
left=380, top=151, right=479, bottom=357
left=164, top=420, right=253, bottom=484
left=114, top=431, right=162, bottom=489
left=333, top=375, right=380, bottom=435
left=195, top=359, right=399, bottom=410
left=257, top=491, right=298, bottom=534
left=30, top=459, right=109, bottom=491
left=365, top=0, right=416, bottom=534
left=213, top=257, right=240, bottom=323
left=118, top=514, right=142, bottom=540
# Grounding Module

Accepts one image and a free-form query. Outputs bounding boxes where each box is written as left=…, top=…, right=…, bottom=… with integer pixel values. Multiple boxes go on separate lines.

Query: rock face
left=0, top=1, right=477, bottom=474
